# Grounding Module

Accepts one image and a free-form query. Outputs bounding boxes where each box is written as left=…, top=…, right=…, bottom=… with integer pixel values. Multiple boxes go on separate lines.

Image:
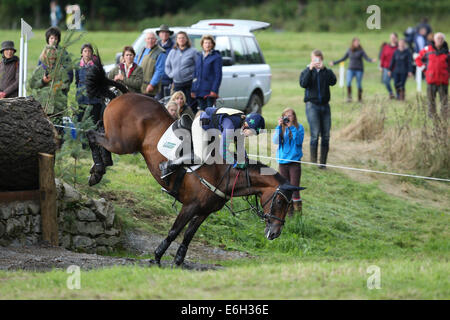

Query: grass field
left=0, top=28, right=449, bottom=299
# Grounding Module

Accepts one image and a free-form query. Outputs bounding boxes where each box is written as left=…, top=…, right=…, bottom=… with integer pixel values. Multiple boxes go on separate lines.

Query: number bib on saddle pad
left=157, top=122, right=185, bottom=161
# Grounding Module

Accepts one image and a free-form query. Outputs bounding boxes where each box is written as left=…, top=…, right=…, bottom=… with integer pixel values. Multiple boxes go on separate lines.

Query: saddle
left=157, top=114, right=205, bottom=199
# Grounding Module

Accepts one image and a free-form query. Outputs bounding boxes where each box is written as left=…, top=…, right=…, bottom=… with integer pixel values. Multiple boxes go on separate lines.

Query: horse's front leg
left=154, top=204, right=196, bottom=265
left=174, top=214, right=208, bottom=266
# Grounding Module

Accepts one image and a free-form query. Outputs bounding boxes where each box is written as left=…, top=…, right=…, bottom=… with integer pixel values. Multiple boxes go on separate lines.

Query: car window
left=230, top=36, right=248, bottom=64
left=243, top=37, right=264, bottom=64
left=215, top=36, right=231, bottom=58
left=186, top=34, right=202, bottom=52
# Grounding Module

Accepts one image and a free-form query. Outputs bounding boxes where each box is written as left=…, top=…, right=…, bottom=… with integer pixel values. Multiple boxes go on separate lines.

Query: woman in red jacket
left=379, top=33, right=398, bottom=99
left=415, top=32, right=449, bottom=119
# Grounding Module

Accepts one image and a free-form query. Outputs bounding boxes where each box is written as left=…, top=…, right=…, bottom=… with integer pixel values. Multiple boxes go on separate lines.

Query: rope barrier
left=248, top=154, right=450, bottom=183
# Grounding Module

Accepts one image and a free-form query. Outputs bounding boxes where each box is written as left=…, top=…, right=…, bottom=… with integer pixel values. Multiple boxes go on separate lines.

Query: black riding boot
left=310, top=145, right=318, bottom=164
left=319, top=145, right=329, bottom=169
left=88, top=143, right=106, bottom=186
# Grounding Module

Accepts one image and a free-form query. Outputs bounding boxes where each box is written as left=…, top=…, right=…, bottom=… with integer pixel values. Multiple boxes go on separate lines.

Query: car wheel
left=246, top=93, right=263, bottom=114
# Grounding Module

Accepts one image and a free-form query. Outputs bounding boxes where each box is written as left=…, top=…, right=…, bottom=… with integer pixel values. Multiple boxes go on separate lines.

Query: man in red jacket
left=415, top=32, right=449, bottom=119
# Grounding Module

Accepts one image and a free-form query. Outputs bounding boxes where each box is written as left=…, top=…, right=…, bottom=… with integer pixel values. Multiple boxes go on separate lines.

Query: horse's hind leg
left=174, top=214, right=207, bottom=266
left=154, top=204, right=196, bottom=265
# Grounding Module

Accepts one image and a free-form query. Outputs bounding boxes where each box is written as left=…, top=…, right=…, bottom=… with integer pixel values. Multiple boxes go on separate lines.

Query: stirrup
left=159, top=162, right=175, bottom=179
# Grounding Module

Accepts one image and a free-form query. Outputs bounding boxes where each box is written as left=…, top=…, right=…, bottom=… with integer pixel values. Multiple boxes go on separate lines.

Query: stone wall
left=0, top=180, right=121, bottom=254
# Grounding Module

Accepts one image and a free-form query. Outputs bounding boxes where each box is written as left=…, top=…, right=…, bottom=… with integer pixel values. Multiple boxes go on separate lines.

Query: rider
left=159, top=107, right=265, bottom=179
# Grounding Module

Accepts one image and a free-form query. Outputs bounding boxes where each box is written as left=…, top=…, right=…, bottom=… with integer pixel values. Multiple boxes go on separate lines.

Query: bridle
left=248, top=186, right=289, bottom=225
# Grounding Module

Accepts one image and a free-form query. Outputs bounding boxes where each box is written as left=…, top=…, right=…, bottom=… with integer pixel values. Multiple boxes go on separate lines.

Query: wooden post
left=38, top=153, right=58, bottom=246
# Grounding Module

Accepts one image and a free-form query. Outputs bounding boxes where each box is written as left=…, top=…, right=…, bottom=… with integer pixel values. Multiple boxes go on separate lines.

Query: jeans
left=381, top=68, right=393, bottom=94
left=393, top=72, right=408, bottom=90
left=346, top=69, right=364, bottom=89
left=155, top=83, right=172, bottom=101
left=305, top=102, right=331, bottom=148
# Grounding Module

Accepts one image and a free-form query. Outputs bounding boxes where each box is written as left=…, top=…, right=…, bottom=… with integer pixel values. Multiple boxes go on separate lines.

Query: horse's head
left=261, top=183, right=305, bottom=240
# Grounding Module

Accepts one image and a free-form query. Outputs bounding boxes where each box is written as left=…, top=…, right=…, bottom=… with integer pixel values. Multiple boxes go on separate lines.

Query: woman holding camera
left=272, top=108, right=304, bottom=213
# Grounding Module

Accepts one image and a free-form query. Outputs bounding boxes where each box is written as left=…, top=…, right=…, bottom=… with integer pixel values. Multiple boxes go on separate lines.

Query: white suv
left=106, top=19, right=272, bottom=113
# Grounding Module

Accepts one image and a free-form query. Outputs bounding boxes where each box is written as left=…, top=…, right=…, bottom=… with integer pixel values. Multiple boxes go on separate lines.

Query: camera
left=282, top=116, right=290, bottom=124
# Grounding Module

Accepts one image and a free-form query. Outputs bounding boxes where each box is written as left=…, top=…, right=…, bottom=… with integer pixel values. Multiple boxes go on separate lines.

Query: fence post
left=39, top=152, right=58, bottom=246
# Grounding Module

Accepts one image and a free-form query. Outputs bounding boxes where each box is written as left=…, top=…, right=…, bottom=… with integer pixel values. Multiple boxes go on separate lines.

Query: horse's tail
left=86, top=50, right=129, bottom=101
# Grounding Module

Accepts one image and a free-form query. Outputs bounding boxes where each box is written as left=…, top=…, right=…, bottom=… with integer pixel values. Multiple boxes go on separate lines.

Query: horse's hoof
left=88, top=172, right=104, bottom=186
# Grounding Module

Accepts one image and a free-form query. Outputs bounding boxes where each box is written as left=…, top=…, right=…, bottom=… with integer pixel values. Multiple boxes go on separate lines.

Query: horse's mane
left=247, top=161, right=287, bottom=185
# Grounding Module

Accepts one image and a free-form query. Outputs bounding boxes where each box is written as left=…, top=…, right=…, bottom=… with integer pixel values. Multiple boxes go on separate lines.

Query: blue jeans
left=305, top=102, right=331, bottom=148
left=381, top=68, right=393, bottom=94
left=346, top=69, right=363, bottom=89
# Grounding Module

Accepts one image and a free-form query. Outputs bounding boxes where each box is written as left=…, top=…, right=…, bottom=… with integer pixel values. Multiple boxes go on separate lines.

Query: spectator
left=414, top=27, right=428, bottom=53
left=388, top=39, right=413, bottom=101
left=39, top=27, right=73, bottom=94
left=168, top=90, right=195, bottom=120
left=75, top=43, right=113, bottom=183
left=50, top=1, right=62, bottom=27
left=166, top=101, right=180, bottom=119
left=135, top=32, right=167, bottom=97
left=300, top=49, right=336, bottom=169
left=191, top=35, right=222, bottom=111
left=75, top=43, right=104, bottom=124
left=108, top=46, right=143, bottom=93
left=416, top=17, right=432, bottom=39
left=379, top=33, right=398, bottom=99
left=156, top=24, right=174, bottom=100
left=272, top=108, right=304, bottom=214
left=330, top=37, right=376, bottom=102
left=0, top=41, right=19, bottom=99
left=415, top=32, right=449, bottom=119
left=165, top=31, right=197, bottom=107
left=29, top=45, right=70, bottom=139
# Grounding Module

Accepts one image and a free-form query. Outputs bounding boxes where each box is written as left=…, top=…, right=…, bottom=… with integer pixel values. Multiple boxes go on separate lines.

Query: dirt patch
left=0, top=229, right=250, bottom=272
left=121, top=229, right=251, bottom=262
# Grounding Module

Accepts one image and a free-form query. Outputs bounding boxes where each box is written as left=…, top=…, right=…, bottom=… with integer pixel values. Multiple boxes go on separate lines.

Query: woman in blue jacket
left=191, top=35, right=222, bottom=111
left=272, top=108, right=304, bottom=213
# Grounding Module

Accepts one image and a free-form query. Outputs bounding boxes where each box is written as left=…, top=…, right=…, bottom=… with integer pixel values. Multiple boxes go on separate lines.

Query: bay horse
left=85, top=65, right=304, bottom=266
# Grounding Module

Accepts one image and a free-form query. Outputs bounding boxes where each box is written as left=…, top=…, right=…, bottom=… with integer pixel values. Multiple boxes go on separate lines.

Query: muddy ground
left=0, top=230, right=250, bottom=272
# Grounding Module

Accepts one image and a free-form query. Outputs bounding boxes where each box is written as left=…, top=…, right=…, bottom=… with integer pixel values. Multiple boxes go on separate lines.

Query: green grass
left=1, top=29, right=449, bottom=299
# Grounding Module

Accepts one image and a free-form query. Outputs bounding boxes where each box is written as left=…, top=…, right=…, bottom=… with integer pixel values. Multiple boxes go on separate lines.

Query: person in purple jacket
left=191, top=35, right=222, bottom=111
